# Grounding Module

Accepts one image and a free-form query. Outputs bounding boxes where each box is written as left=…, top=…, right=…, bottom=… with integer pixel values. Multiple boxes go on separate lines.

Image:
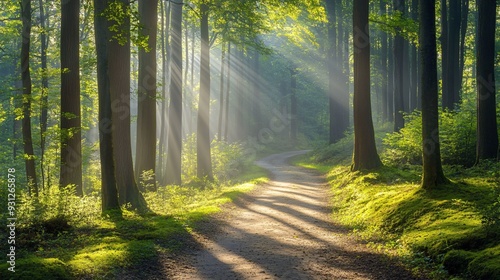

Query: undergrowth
left=299, top=112, right=500, bottom=279
left=0, top=140, right=269, bottom=279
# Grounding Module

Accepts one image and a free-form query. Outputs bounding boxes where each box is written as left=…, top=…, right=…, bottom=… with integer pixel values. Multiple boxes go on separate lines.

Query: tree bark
left=136, top=0, right=158, bottom=190
left=218, top=45, right=226, bottom=139
left=419, top=0, right=448, bottom=189
left=351, top=0, right=382, bottom=171
left=441, top=0, right=449, bottom=109
left=444, top=0, right=461, bottom=109
left=60, top=0, right=82, bottom=195
left=197, top=2, right=213, bottom=179
left=393, top=0, right=405, bottom=131
left=21, top=0, right=38, bottom=196
left=475, top=0, right=498, bottom=162
left=94, top=0, right=120, bottom=211
left=224, top=42, right=231, bottom=142
left=380, top=0, right=388, bottom=122
left=39, top=0, right=49, bottom=191
left=290, top=68, right=297, bottom=145
left=109, top=0, right=148, bottom=211
left=166, top=0, right=183, bottom=185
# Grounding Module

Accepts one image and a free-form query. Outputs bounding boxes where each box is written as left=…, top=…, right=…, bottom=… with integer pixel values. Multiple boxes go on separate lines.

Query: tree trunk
left=441, top=0, right=449, bottom=109
left=380, top=0, right=388, bottom=122
left=60, top=0, right=82, bottom=195
left=166, top=0, right=183, bottom=185
left=20, top=0, right=38, bottom=196
left=387, top=37, right=394, bottom=122
left=290, top=68, right=298, bottom=145
left=197, top=2, right=213, bottom=179
left=109, top=0, right=148, bottom=211
left=158, top=0, right=168, bottom=185
left=94, top=0, right=120, bottom=212
left=475, top=0, right=498, bottom=162
left=218, top=45, right=226, bottom=139
left=419, top=0, right=448, bottom=189
left=393, top=0, right=405, bottom=131
left=39, top=0, right=49, bottom=191
left=444, top=0, right=461, bottom=109
left=224, top=42, right=231, bottom=142
left=136, top=0, right=158, bottom=190
left=410, top=0, right=418, bottom=111
left=458, top=0, right=469, bottom=99
left=252, top=49, right=262, bottom=136
left=351, top=0, right=382, bottom=171
left=327, top=0, right=339, bottom=144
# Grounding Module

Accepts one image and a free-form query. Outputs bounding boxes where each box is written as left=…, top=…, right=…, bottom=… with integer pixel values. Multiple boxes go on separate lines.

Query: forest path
left=163, top=151, right=422, bottom=280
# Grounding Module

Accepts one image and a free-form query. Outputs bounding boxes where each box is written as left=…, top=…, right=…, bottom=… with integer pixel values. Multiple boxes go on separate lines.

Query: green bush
left=383, top=107, right=476, bottom=166
left=181, top=134, right=248, bottom=182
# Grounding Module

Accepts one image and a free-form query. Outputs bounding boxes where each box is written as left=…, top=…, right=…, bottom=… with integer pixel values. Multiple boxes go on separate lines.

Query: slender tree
left=218, top=44, right=226, bottom=138
left=380, top=0, right=388, bottom=122
left=224, top=42, right=231, bottom=142
left=475, top=0, right=498, bottom=162
left=108, top=0, right=148, bottom=211
left=166, top=0, right=183, bottom=185
left=197, top=1, right=213, bottom=179
left=94, top=0, right=120, bottom=211
left=351, top=0, right=382, bottom=171
left=444, top=0, right=461, bottom=109
left=136, top=0, right=158, bottom=190
left=20, top=0, right=38, bottom=196
left=419, top=0, right=448, bottom=189
left=393, top=0, right=405, bottom=131
left=290, top=68, right=298, bottom=145
left=60, top=0, right=82, bottom=195
left=39, top=0, right=49, bottom=190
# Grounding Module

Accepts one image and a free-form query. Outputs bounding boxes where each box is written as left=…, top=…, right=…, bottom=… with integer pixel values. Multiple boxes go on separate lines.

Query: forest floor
left=137, top=151, right=426, bottom=280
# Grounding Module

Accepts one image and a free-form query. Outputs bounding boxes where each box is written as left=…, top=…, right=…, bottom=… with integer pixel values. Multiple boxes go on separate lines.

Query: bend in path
left=166, top=151, right=423, bottom=280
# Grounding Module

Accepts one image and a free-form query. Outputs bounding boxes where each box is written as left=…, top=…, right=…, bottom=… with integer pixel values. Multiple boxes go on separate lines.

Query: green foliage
left=181, top=134, right=248, bottom=182
left=383, top=107, right=477, bottom=166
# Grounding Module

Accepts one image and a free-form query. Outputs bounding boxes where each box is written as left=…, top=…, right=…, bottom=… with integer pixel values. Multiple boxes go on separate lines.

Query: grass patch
left=0, top=164, right=268, bottom=279
left=296, top=154, right=500, bottom=279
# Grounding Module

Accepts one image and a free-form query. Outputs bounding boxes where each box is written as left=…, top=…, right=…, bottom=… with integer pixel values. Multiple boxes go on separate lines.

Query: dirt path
left=164, top=151, right=423, bottom=280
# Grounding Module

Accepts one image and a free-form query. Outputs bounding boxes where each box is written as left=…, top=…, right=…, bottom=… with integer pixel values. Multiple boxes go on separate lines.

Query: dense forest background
left=0, top=0, right=499, bottom=278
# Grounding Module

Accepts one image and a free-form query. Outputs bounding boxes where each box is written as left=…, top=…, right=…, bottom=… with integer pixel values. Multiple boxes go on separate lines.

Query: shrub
left=383, top=106, right=476, bottom=166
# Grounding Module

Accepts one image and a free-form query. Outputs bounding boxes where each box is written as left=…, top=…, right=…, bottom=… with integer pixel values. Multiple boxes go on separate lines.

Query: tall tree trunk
left=158, top=0, right=167, bottom=185
left=338, top=1, right=349, bottom=133
left=410, top=0, right=418, bottom=112
left=136, top=0, right=158, bottom=190
left=197, top=2, right=213, bottom=179
left=218, top=45, right=226, bottom=139
left=420, top=0, right=448, bottom=189
left=393, top=0, right=405, bottom=131
left=290, top=68, right=297, bottom=145
left=166, top=0, right=183, bottom=185
left=380, top=0, right=388, bottom=122
left=351, top=0, right=382, bottom=171
left=387, top=37, right=394, bottom=122
left=94, top=0, right=120, bottom=212
left=444, top=0, right=461, bottom=109
left=224, top=42, right=231, bottom=142
left=252, top=48, right=262, bottom=136
left=327, top=0, right=339, bottom=144
left=109, top=0, right=148, bottom=211
left=39, top=0, right=49, bottom=191
left=458, top=0, right=469, bottom=98
left=475, top=0, right=498, bottom=162
left=441, top=0, right=449, bottom=109
left=60, top=0, right=82, bottom=195
left=20, top=0, right=38, bottom=196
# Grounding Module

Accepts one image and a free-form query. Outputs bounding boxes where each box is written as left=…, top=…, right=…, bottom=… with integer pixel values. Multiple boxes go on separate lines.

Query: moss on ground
left=296, top=157, right=500, bottom=279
